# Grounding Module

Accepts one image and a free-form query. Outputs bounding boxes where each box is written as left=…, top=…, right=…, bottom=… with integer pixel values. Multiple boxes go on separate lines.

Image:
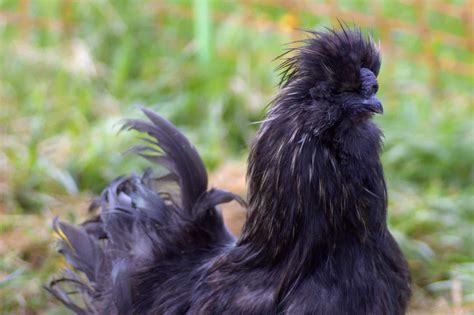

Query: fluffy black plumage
left=47, top=27, right=411, bottom=314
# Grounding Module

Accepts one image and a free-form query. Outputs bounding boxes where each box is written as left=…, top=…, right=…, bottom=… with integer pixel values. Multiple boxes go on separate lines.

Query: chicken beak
left=362, top=96, right=383, bottom=115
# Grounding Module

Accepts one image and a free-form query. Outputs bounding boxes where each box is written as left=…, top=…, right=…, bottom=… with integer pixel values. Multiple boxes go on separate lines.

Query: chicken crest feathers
left=278, top=26, right=381, bottom=94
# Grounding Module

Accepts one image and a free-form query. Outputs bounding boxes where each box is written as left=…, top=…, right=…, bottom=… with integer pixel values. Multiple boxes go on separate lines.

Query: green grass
left=1, top=0, right=473, bottom=313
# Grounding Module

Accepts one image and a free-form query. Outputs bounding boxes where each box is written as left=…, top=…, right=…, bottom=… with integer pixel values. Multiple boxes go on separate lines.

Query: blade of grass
left=193, top=0, right=211, bottom=63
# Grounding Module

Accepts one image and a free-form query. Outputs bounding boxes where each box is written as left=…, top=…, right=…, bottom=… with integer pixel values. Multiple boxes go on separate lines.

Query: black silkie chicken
left=47, top=27, right=411, bottom=314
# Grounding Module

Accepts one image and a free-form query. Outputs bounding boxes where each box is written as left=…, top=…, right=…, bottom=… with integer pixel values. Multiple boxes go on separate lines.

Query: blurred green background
left=0, top=0, right=473, bottom=314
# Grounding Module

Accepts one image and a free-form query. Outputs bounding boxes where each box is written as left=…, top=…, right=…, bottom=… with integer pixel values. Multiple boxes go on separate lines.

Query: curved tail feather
left=122, top=107, right=208, bottom=213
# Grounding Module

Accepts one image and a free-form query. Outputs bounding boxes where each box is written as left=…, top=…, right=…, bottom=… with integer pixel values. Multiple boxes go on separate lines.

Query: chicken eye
left=371, top=83, right=378, bottom=94
left=359, top=68, right=378, bottom=96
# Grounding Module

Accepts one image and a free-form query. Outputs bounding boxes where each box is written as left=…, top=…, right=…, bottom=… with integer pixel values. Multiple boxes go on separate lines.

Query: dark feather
left=122, top=107, right=208, bottom=213
left=53, top=218, right=104, bottom=285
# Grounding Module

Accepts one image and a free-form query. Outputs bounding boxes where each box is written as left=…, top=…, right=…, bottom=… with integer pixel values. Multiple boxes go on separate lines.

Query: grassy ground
left=1, top=1, right=473, bottom=314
